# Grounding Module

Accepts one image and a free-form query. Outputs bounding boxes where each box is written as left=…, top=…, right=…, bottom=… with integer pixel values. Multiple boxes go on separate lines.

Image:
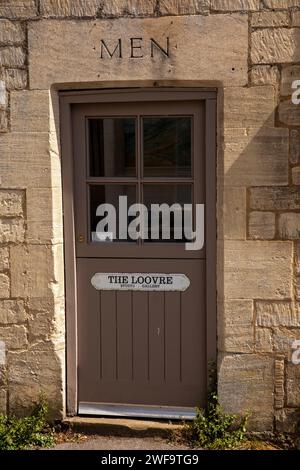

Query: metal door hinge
left=78, top=234, right=85, bottom=243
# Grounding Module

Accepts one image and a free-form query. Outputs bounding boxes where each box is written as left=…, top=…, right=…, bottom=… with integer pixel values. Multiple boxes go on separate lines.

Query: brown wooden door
left=71, top=91, right=216, bottom=418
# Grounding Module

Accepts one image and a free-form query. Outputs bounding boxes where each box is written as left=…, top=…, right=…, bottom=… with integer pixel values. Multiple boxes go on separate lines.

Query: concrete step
left=63, top=417, right=184, bottom=439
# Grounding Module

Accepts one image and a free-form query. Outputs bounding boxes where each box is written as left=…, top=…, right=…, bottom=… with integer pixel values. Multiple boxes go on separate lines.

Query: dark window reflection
left=89, top=118, right=136, bottom=177
left=143, top=117, right=192, bottom=177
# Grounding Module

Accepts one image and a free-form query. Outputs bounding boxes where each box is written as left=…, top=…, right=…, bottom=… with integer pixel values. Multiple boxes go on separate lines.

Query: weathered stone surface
left=0, top=300, right=26, bottom=324
left=249, top=212, right=275, bottom=240
left=0, top=247, right=9, bottom=272
left=252, top=28, right=300, bottom=64
left=10, top=90, right=50, bottom=133
left=0, top=325, right=27, bottom=349
left=26, top=187, right=63, bottom=244
left=275, top=408, right=300, bottom=434
left=224, top=128, right=289, bottom=187
left=255, top=328, right=273, bottom=353
left=0, top=46, right=25, bottom=67
left=10, top=245, right=57, bottom=299
left=278, top=213, right=300, bottom=239
left=218, top=300, right=254, bottom=353
left=278, top=100, right=300, bottom=126
left=292, top=167, right=300, bottom=185
left=292, top=11, right=300, bottom=27
left=41, top=0, right=102, bottom=17
left=250, top=65, right=279, bottom=87
left=224, top=241, right=293, bottom=299
left=0, top=190, right=23, bottom=217
left=0, top=274, right=9, bottom=298
left=264, top=0, right=300, bottom=8
left=159, top=0, right=209, bottom=15
left=28, top=16, right=248, bottom=89
left=281, top=65, right=300, bottom=96
left=296, top=242, right=300, bottom=276
left=211, top=0, right=259, bottom=10
left=251, top=11, right=290, bottom=28
left=0, top=109, right=7, bottom=132
left=274, top=358, right=285, bottom=409
left=2, top=68, right=27, bottom=90
left=0, top=20, right=25, bottom=45
left=250, top=187, right=300, bottom=211
left=286, top=364, right=300, bottom=407
left=224, top=86, right=275, bottom=128
left=218, top=354, right=274, bottom=431
left=256, top=301, right=300, bottom=327
left=102, top=0, right=156, bottom=17
left=274, top=328, right=300, bottom=359
left=0, top=218, right=25, bottom=243
left=222, top=187, right=246, bottom=239
left=8, top=344, right=64, bottom=418
left=0, top=132, right=60, bottom=188
left=290, top=129, right=300, bottom=165
left=0, top=1, right=37, bottom=19
left=0, top=388, right=6, bottom=414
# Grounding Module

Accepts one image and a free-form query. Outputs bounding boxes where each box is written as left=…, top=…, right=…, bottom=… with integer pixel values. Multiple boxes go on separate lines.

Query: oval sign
left=91, top=273, right=190, bottom=292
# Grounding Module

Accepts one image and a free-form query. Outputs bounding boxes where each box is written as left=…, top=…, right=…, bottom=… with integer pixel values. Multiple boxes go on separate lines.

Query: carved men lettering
left=100, top=37, right=170, bottom=59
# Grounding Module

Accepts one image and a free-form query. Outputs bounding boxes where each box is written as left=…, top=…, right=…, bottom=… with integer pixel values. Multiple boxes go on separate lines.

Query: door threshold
left=78, top=402, right=196, bottom=420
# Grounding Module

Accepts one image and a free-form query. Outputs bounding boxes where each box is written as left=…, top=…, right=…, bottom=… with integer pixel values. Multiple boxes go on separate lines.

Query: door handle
left=78, top=234, right=85, bottom=243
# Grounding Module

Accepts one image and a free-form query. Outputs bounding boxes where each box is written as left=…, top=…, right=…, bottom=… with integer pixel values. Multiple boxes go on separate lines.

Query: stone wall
left=0, top=0, right=299, bottom=431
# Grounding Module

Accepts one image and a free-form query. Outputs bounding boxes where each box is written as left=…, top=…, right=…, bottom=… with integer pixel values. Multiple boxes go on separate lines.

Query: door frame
left=59, top=88, right=217, bottom=416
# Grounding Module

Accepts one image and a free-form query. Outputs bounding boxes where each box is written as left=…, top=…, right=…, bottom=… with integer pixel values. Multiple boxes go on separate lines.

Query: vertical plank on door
left=132, top=292, right=149, bottom=381
left=101, top=290, right=117, bottom=380
left=149, top=292, right=165, bottom=382
left=165, top=292, right=181, bottom=383
left=116, top=291, right=133, bottom=380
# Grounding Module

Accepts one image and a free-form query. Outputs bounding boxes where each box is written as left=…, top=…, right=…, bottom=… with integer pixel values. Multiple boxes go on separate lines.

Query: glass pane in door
left=143, top=117, right=192, bottom=177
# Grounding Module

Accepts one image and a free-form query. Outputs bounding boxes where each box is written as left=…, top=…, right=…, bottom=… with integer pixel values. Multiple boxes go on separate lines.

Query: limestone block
left=290, top=129, right=300, bottom=164
left=0, top=46, right=25, bottom=67
left=224, top=86, right=275, bottom=129
left=0, top=325, right=27, bottom=349
left=292, top=11, right=300, bottom=27
left=0, top=300, right=26, bottom=324
left=0, top=274, right=9, bottom=298
left=10, top=90, right=51, bottom=133
left=26, top=187, right=63, bottom=244
left=211, top=0, right=259, bottom=10
left=0, top=388, right=6, bottom=414
left=7, top=344, right=64, bottom=418
left=255, top=328, right=273, bottom=353
left=251, top=11, right=290, bottom=28
left=274, top=328, right=300, bottom=360
left=224, top=241, right=293, bottom=299
left=0, top=19, right=25, bottom=45
left=278, top=213, right=300, bottom=239
left=278, top=100, right=300, bottom=126
left=250, top=187, right=300, bottom=211
left=274, top=358, right=285, bottom=410
left=256, top=301, right=300, bottom=327
left=159, top=0, right=209, bottom=15
left=0, top=247, right=9, bottom=271
left=252, top=28, right=300, bottom=64
left=218, top=300, right=254, bottom=353
left=275, top=408, right=300, bottom=434
left=223, top=187, right=246, bottom=239
left=281, top=65, right=300, bottom=97
left=0, top=1, right=37, bottom=19
left=292, top=167, right=300, bottom=185
left=286, top=364, right=300, bottom=407
left=0, top=132, right=59, bottom=188
left=249, top=212, right=275, bottom=240
left=264, top=0, right=300, bottom=7
left=10, top=245, right=57, bottom=298
left=224, top=127, right=289, bottom=187
left=296, top=242, right=300, bottom=275
left=218, top=354, right=274, bottom=431
left=41, top=0, right=102, bottom=17
left=0, top=110, right=8, bottom=132
left=28, top=16, right=248, bottom=89
left=0, top=190, right=23, bottom=217
left=0, top=218, right=25, bottom=243
left=250, top=65, right=280, bottom=87
left=102, top=0, right=157, bottom=17
left=2, top=68, right=27, bottom=90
